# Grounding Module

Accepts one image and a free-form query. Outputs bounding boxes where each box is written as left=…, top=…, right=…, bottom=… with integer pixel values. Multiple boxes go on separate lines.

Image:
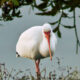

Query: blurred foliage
left=0, top=0, right=80, bottom=53
left=0, top=0, right=80, bottom=21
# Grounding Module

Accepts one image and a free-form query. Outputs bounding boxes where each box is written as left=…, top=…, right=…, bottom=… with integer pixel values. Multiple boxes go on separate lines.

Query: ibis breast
left=39, top=32, right=57, bottom=58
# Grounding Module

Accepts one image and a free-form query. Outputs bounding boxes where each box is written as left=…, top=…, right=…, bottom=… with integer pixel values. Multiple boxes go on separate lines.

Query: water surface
left=0, top=6, right=80, bottom=77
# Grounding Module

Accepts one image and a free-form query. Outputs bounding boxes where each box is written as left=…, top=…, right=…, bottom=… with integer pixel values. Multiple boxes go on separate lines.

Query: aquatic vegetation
left=0, top=62, right=80, bottom=80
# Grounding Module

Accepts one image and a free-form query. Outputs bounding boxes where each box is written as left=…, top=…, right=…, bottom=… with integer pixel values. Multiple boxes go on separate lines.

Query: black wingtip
left=16, top=52, right=20, bottom=57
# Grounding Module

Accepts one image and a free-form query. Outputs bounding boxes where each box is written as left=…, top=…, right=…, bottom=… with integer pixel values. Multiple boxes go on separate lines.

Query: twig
left=73, top=9, right=80, bottom=53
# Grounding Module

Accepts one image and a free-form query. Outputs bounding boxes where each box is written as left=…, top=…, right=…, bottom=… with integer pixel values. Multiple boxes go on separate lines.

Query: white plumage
left=16, top=23, right=57, bottom=75
left=16, top=23, right=57, bottom=60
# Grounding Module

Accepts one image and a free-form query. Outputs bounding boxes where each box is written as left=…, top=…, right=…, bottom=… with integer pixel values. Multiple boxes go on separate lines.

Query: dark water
left=0, top=1, right=80, bottom=77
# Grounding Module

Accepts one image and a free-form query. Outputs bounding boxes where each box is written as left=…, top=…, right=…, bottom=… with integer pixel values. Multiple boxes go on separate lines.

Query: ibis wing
left=16, top=26, right=42, bottom=59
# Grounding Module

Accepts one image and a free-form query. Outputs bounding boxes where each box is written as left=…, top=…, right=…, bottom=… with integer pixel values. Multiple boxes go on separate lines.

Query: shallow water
left=0, top=6, right=80, bottom=77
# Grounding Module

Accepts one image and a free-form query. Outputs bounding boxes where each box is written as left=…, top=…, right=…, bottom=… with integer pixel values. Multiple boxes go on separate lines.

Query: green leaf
left=53, top=26, right=59, bottom=32
left=62, top=12, right=68, bottom=18
left=11, top=0, right=19, bottom=6
left=36, top=1, right=48, bottom=10
left=57, top=29, right=61, bottom=38
left=62, top=24, right=74, bottom=29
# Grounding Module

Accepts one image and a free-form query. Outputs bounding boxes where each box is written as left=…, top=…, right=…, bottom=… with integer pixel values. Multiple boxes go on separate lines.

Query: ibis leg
left=35, top=59, right=41, bottom=79
left=35, top=59, right=40, bottom=74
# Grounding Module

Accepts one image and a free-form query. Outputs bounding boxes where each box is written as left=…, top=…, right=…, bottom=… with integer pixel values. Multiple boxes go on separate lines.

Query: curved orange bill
left=44, top=31, right=52, bottom=61
left=47, top=37, right=52, bottom=61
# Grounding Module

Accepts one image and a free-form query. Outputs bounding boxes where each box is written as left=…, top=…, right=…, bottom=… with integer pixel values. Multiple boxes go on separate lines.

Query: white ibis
left=16, top=23, right=57, bottom=75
